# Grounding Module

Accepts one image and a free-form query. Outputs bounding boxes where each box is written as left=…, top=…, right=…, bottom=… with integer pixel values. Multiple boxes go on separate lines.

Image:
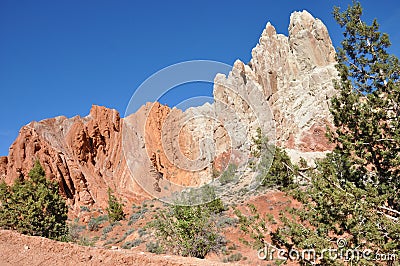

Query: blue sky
left=0, top=0, right=399, bottom=156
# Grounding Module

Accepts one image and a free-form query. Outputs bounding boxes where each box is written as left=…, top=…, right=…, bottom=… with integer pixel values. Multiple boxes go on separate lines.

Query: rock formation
left=0, top=10, right=338, bottom=209
left=214, top=10, right=337, bottom=163
left=0, top=106, right=149, bottom=212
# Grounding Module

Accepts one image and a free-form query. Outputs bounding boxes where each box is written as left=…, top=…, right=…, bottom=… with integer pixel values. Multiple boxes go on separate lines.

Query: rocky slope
left=0, top=10, right=338, bottom=209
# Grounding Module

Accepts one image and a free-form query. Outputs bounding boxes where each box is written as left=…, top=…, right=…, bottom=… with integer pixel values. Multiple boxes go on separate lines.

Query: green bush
left=0, top=160, right=68, bottom=240
left=68, top=222, right=86, bottom=242
left=106, top=188, right=125, bottom=223
left=251, top=127, right=295, bottom=189
left=87, top=218, right=100, bottom=231
left=128, top=207, right=148, bottom=225
left=260, top=146, right=295, bottom=188
left=233, top=203, right=277, bottom=251
left=223, top=252, right=242, bottom=263
left=80, top=206, right=90, bottom=212
left=218, top=164, right=238, bottom=185
left=149, top=189, right=226, bottom=258
left=121, top=238, right=142, bottom=249
left=102, top=225, right=114, bottom=234
left=87, top=215, right=108, bottom=231
left=146, top=241, right=163, bottom=254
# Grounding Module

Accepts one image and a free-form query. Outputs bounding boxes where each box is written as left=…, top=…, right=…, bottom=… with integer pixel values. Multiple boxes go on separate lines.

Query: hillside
left=1, top=10, right=339, bottom=266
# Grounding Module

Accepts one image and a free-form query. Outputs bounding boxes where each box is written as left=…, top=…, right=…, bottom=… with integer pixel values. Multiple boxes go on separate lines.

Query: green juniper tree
left=251, top=127, right=295, bottom=189
left=268, top=2, right=400, bottom=265
left=0, top=160, right=68, bottom=240
left=331, top=0, right=400, bottom=211
left=106, top=187, right=125, bottom=223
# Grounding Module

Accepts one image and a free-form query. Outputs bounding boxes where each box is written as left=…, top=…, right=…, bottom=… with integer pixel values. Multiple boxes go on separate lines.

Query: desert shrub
left=216, top=217, right=238, bottom=228
left=128, top=207, right=148, bottom=225
left=149, top=186, right=226, bottom=258
left=68, top=222, right=86, bottom=242
left=78, top=236, right=95, bottom=247
left=98, top=215, right=109, bottom=222
left=80, top=206, right=90, bottom=212
left=125, top=228, right=135, bottom=236
left=223, top=252, right=242, bottom=263
left=218, top=164, right=238, bottom=185
left=137, top=227, right=147, bottom=237
left=227, top=243, right=238, bottom=250
left=0, top=160, right=68, bottom=240
left=87, top=217, right=100, bottom=231
left=146, top=241, right=163, bottom=254
left=87, top=214, right=108, bottom=231
left=115, top=228, right=135, bottom=243
left=102, top=225, right=114, bottom=234
left=104, top=237, right=117, bottom=245
left=106, top=187, right=125, bottom=223
left=233, top=203, right=277, bottom=250
left=121, top=238, right=142, bottom=249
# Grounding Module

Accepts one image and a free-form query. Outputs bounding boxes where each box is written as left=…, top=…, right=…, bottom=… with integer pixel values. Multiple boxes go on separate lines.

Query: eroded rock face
left=0, top=10, right=338, bottom=208
left=0, top=105, right=149, bottom=213
left=214, top=10, right=337, bottom=163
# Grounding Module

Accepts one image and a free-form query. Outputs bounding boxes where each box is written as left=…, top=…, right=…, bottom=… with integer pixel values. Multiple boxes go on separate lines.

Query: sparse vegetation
left=104, top=237, right=118, bottom=246
left=87, top=217, right=100, bottom=231
left=78, top=235, right=95, bottom=247
left=216, top=217, right=238, bottom=228
left=233, top=203, right=277, bottom=250
left=115, top=228, right=135, bottom=243
left=137, top=227, right=147, bottom=237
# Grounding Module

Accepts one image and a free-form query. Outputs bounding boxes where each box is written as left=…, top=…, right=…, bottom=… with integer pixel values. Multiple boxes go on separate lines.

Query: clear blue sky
left=0, top=0, right=399, bottom=156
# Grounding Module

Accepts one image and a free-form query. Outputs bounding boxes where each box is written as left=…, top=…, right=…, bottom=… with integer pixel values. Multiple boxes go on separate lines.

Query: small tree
left=268, top=2, right=400, bottom=265
left=149, top=186, right=226, bottom=258
left=251, top=127, right=295, bottom=188
left=106, top=187, right=125, bottom=223
left=0, top=160, right=68, bottom=240
left=331, top=0, right=400, bottom=209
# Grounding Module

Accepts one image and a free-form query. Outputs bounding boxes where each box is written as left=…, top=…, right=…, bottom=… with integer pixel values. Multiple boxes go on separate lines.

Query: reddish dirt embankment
left=0, top=229, right=228, bottom=266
